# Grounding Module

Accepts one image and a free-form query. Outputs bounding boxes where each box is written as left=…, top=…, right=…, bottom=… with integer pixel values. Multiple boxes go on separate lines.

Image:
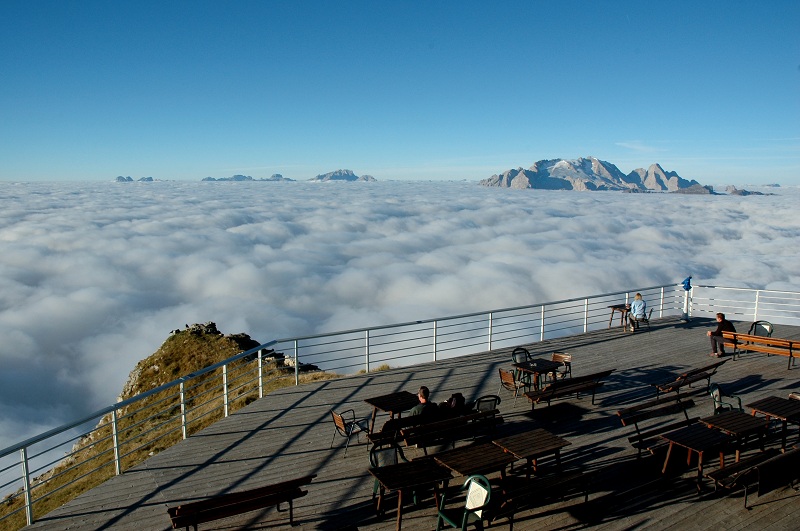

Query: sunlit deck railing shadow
left=1, top=282, right=798, bottom=528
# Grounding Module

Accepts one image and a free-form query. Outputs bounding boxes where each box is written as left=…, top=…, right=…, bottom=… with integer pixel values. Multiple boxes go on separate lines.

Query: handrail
left=2, top=282, right=800, bottom=528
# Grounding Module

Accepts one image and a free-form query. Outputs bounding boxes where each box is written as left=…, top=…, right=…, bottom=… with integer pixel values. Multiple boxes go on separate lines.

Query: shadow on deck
left=27, top=317, right=800, bottom=530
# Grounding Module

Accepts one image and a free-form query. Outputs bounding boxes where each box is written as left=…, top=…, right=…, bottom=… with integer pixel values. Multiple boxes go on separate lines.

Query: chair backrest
left=463, top=475, right=491, bottom=518
left=551, top=352, right=571, bottom=365
left=511, top=347, right=530, bottom=364
left=498, top=368, right=517, bottom=389
left=474, top=395, right=501, bottom=412
left=330, top=410, right=347, bottom=433
left=709, top=383, right=722, bottom=409
left=370, top=442, right=404, bottom=468
left=748, top=320, right=774, bottom=337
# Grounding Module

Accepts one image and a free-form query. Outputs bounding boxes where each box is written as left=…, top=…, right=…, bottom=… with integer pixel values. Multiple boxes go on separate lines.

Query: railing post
left=293, top=340, right=299, bottom=386
left=583, top=299, right=589, bottom=333
left=222, top=365, right=229, bottom=418
left=488, top=312, right=493, bottom=351
left=112, top=408, right=121, bottom=475
left=180, top=382, right=187, bottom=439
left=754, top=290, right=761, bottom=321
left=433, top=320, right=438, bottom=362
left=684, top=288, right=692, bottom=319
left=540, top=305, right=545, bottom=341
left=20, top=447, right=33, bottom=526
left=258, top=349, right=264, bottom=399
left=659, top=287, right=665, bottom=318
left=365, top=330, right=370, bottom=373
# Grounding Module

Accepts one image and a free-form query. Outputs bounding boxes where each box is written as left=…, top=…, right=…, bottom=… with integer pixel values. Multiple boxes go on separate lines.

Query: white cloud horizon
left=1, top=180, right=798, bottom=449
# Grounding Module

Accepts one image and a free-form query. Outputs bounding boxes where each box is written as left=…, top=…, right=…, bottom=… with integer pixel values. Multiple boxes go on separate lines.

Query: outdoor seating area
left=23, top=316, right=800, bottom=531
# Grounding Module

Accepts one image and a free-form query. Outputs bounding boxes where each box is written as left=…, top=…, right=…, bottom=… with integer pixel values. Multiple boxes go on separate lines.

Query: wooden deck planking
left=25, top=316, right=800, bottom=530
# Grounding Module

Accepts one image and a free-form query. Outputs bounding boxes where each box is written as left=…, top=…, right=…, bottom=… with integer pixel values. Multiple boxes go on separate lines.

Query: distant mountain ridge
left=201, top=174, right=294, bottom=182
left=480, top=157, right=700, bottom=192
left=309, top=169, right=376, bottom=182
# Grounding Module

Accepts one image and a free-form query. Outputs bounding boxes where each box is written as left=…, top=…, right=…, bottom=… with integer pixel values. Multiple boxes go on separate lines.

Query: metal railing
left=2, top=282, right=798, bottom=528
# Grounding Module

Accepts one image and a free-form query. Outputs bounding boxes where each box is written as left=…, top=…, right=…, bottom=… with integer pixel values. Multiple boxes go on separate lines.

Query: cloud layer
left=1, top=181, right=798, bottom=447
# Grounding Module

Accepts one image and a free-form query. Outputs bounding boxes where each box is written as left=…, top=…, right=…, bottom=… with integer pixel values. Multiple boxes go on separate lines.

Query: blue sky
left=1, top=1, right=798, bottom=184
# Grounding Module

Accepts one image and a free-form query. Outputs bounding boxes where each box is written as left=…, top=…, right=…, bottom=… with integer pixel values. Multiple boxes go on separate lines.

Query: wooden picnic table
left=434, top=442, right=516, bottom=481
left=700, top=410, right=768, bottom=462
left=368, top=459, right=452, bottom=531
left=364, top=390, right=420, bottom=433
left=660, top=423, right=731, bottom=492
left=492, top=428, right=571, bottom=479
left=513, top=358, right=562, bottom=391
left=746, top=395, right=800, bottom=451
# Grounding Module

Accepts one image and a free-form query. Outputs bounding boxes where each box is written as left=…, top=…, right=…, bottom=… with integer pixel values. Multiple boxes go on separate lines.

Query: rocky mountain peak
left=481, top=156, right=700, bottom=192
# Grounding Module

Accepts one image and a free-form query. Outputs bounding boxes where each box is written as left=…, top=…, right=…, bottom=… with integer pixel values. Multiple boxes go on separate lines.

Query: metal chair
left=551, top=351, right=572, bottom=379
left=748, top=320, right=774, bottom=337
left=709, top=383, right=742, bottom=415
left=435, top=474, right=491, bottom=530
left=330, top=409, right=369, bottom=457
left=474, top=394, right=501, bottom=413
left=369, top=441, right=409, bottom=511
left=510, top=347, right=532, bottom=388
left=497, top=368, right=529, bottom=405
left=631, top=308, right=654, bottom=331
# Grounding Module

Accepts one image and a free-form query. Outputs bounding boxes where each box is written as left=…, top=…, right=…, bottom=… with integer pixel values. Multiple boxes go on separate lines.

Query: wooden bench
left=723, top=331, right=799, bottom=369
left=490, top=469, right=593, bottom=530
left=367, top=415, right=422, bottom=445
left=399, top=409, right=503, bottom=454
left=167, top=474, right=316, bottom=530
left=524, top=369, right=615, bottom=410
left=617, top=395, right=698, bottom=458
left=706, top=447, right=800, bottom=508
left=651, top=360, right=727, bottom=398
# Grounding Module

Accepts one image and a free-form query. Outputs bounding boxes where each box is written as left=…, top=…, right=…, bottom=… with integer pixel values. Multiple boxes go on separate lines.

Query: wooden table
left=608, top=304, right=629, bottom=328
left=746, top=396, right=800, bottom=451
left=660, top=423, right=731, bottom=492
left=364, top=391, right=420, bottom=433
left=513, top=359, right=562, bottom=390
left=368, top=459, right=452, bottom=531
left=700, top=410, right=767, bottom=461
left=434, top=442, right=516, bottom=480
left=492, top=428, right=571, bottom=479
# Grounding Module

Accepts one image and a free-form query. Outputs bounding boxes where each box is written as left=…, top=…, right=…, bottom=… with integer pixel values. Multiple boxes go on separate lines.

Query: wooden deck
left=27, top=317, right=800, bottom=530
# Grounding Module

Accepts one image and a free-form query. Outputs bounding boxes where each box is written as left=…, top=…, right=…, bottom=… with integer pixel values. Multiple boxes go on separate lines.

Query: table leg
left=432, top=484, right=441, bottom=510
left=608, top=309, right=614, bottom=328
left=395, top=489, right=403, bottom=531
left=369, top=407, right=378, bottom=434
left=781, top=419, right=788, bottom=451
left=662, top=442, right=675, bottom=474
left=696, top=452, right=704, bottom=492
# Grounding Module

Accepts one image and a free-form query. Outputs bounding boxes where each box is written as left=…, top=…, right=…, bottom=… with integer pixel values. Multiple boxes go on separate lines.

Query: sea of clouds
left=1, top=180, right=798, bottom=449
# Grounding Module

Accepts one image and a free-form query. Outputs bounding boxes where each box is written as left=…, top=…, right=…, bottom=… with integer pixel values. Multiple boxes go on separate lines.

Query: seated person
left=410, top=386, right=438, bottom=420
left=438, top=392, right=467, bottom=418
left=627, top=293, right=646, bottom=332
left=707, top=312, right=736, bottom=357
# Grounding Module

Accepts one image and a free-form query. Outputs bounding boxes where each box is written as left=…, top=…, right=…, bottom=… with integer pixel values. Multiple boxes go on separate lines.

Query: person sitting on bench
left=410, top=386, right=439, bottom=420
left=707, top=312, right=736, bottom=357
